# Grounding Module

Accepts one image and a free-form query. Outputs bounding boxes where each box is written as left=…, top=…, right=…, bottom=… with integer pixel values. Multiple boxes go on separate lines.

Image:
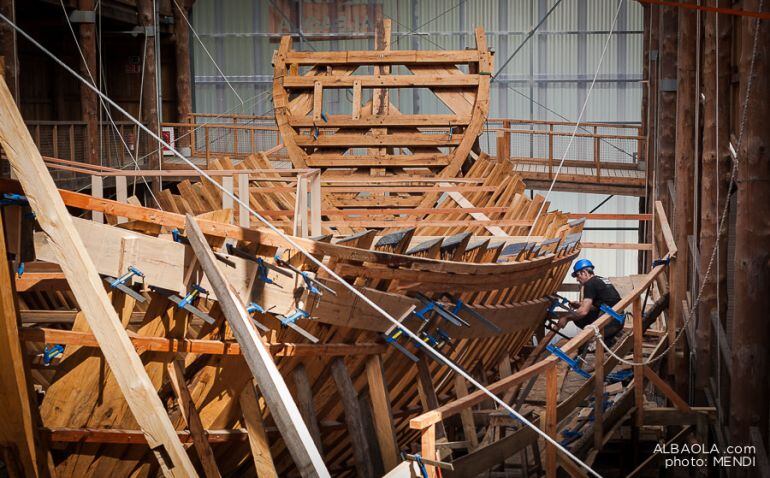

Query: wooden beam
left=283, top=50, right=481, bottom=65
left=239, top=381, right=279, bottom=478
left=0, top=213, right=46, bottom=477
left=330, top=358, right=375, bottom=478
left=183, top=214, right=328, bottom=478
left=365, top=354, right=399, bottom=472
left=292, top=364, right=324, bottom=453
left=167, top=360, right=222, bottom=478
left=283, top=74, right=480, bottom=88
left=0, top=75, right=197, bottom=477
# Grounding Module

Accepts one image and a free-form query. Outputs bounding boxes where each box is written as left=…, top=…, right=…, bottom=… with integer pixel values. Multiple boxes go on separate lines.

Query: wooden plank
left=593, top=338, right=604, bottom=449
left=330, top=358, right=375, bottom=478
left=454, top=376, right=479, bottom=451
left=115, top=175, right=128, bottom=224
left=633, top=297, right=644, bottom=427
left=351, top=80, right=362, bottom=120
left=284, top=49, right=480, bottom=65
left=421, top=424, right=437, bottom=478
left=239, top=381, right=279, bottom=478
left=222, top=175, right=234, bottom=217
left=544, top=364, right=557, bottom=478
left=365, top=354, right=399, bottom=472
left=643, top=367, right=691, bottom=412
left=0, top=76, right=197, bottom=477
left=91, top=175, right=104, bottom=223
left=167, top=360, right=222, bottom=478
left=294, top=133, right=462, bottom=148
left=283, top=74, right=480, bottom=88
left=312, top=81, right=323, bottom=121
left=289, top=114, right=471, bottom=128
left=237, top=173, right=250, bottom=228
left=0, top=215, right=46, bottom=477
left=292, top=364, right=324, bottom=453
left=183, top=214, right=328, bottom=478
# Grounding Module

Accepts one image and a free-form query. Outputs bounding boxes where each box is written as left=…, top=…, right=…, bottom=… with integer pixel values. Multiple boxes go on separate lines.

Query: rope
left=590, top=0, right=765, bottom=367
left=0, top=14, right=603, bottom=478
left=524, top=0, right=626, bottom=244
left=58, top=0, right=163, bottom=210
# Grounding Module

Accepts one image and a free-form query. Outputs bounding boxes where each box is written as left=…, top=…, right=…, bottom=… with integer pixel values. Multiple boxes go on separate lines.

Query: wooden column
left=544, top=363, right=557, bottom=478
left=78, top=0, right=98, bottom=165
left=173, top=0, right=192, bottom=148
left=633, top=296, right=644, bottom=427
left=671, top=0, right=696, bottom=395
left=292, top=363, right=323, bottom=453
left=730, top=0, right=770, bottom=454
left=365, top=354, right=399, bottom=472
left=593, top=337, right=605, bottom=449
left=0, top=0, right=17, bottom=101
left=138, top=0, right=161, bottom=186
left=239, top=381, right=279, bottom=478
left=330, top=358, right=374, bottom=478
left=655, top=4, right=678, bottom=215
left=697, top=0, right=732, bottom=391
left=0, top=215, right=47, bottom=477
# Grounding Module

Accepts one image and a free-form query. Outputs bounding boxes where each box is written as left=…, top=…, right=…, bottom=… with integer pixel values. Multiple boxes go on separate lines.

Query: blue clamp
left=313, top=126, right=320, bottom=140
left=448, top=126, right=454, bottom=141
left=17, top=262, right=24, bottom=278
left=0, top=193, right=29, bottom=206
left=606, top=369, right=633, bottom=384
left=279, top=308, right=309, bottom=327
left=171, top=228, right=184, bottom=243
left=109, top=266, right=144, bottom=289
left=179, top=284, right=207, bottom=309
left=599, top=303, right=626, bottom=325
left=320, top=111, right=328, bottom=123
left=413, top=294, right=467, bottom=327
left=299, top=271, right=321, bottom=296
left=445, top=294, right=500, bottom=332
left=246, top=302, right=265, bottom=315
left=413, top=453, right=429, bottom=478
left=256, top=258, right=275, bottom=285
left=548, top=295, right=572, bottom=317
left=652, top=256, right=671, bottom=268
left=43, top=344, right=64, bottom=365
left=546, top=344, right=591, bottom=379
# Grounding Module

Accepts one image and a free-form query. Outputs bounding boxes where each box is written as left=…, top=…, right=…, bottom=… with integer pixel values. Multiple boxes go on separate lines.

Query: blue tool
left=247, top=302, right=265, bottom=315
left=16, top=262, right=24, bottom=277
left=276, top=308, right=319, bottom=343
left=171, top=228, right=186, bottom=244
left=179, top=284, right=207, bottom=308
left=225, top=244, right=292, bottom=286
left=103, top=266, right=146, bottom=303
left=320, top=111, right=328, bottom=123
left=652, top=256, right=671, bottom=268
left=606, top=369, right=633, bottom=384
left=0, top=193, right=28, bottom=206
left=43, top=344, right=64, bottom=365
left=313, top=126, right=320, bottom=139
left=414, top=454, right=429, bottom=478
left=444, top=293, right=501, bottom=332
left=382, top=331, right=419, bottom=362
left=245, top=302, right=271, bottom=332
left=413, top=293, right=468, bottom=327
left=599, top=303, right=626, bottom=325
left=274, top=256, right=336, bottom=297
left=546, top=344, right=591, bottom=379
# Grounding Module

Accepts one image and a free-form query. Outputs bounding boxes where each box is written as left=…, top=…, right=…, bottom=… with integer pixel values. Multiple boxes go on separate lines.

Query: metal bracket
left=103, top=266, right=146, bottom=303
left=275, top=308, right=319, bottom=343
left=69, top=10, right=96, bottom=24
left=599, top=303, right=626, bottom=325
left=157, top=285, right=216, bottom=325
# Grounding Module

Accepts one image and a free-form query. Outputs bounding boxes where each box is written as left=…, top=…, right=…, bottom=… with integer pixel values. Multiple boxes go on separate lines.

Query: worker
left=558, top=258, right=623, bottom=341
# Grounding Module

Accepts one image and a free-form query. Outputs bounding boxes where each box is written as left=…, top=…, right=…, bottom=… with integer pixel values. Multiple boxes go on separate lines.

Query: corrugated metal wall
left=189, top=0, right=644, bottom=280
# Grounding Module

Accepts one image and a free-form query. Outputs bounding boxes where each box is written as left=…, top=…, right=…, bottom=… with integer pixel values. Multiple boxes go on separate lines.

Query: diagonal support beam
left=183, top=214, right=329, bottom=478
left=0, top=77, right=197, bottom=477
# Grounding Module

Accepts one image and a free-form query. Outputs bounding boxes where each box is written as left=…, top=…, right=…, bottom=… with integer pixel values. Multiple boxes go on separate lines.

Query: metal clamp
left=103, top=266, right=146, bottom=303
left=43, top=344, right=64, bottom=366
left=179, top=284, right=207, bottom=309
left=274, top=256, right=337, bottom=297
left=599, top=303, right=626, bottom=325
left=413, top=293, right=469, bottom=327
left=546, top=344, right=591, bottom=379
left=445, top=293, right=501, bottom=332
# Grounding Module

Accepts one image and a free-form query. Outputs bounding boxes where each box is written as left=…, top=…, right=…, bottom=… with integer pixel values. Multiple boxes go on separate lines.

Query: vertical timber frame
left=0, top=77, right=197, bottom=477
left=173, top=0, right=193, bottom=148
left=730, top=0, right=770, bottom=453
left=138, top=0, right=161, bottom=190
left=271, top=23, right=491, bottom=181
left=78, top=0, right=98, bottom=165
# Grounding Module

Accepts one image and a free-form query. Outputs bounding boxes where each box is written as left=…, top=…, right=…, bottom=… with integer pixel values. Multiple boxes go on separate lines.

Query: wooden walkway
left=512, top=162, right=646, bottom=196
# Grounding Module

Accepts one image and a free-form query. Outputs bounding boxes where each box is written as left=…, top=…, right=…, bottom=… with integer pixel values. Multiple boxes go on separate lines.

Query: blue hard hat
left=571, top=258, right=594, bottom=277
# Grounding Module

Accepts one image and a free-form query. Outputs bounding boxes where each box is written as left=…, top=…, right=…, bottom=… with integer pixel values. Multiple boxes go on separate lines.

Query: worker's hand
left=558, top=316, right=570, bottom=329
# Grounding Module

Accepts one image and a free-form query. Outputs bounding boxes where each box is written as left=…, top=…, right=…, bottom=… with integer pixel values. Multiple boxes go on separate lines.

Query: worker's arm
left=557, top=298, right=594, bottom=328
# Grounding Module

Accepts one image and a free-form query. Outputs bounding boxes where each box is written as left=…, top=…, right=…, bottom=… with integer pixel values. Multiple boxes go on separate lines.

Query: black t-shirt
left=582, top=275, right=621, bottom=310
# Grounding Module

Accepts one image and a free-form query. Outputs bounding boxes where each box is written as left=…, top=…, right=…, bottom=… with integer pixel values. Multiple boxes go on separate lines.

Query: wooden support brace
left=312, top=81, right=323, bottom=122
left=183, top=214, right=328, bottom=478
left=642, top=366, right=691, bottom=412
left=0, top=76, right=197, bottom=478
left=167, top=360, right=222, bottom=478
left=292, top=364, right=324, bottom=453
left=330, top=357, right=375, bottom=478
left=237, top=173, right=250, bottom=228
left=593, top=337, right=605, bottom=449
left=116, top=175, right=127, bottom=224
left=239, top=381, right=279, bottom=478
left=91, top=175, right=103, bottom=223
left=633, top=296, right=644, bottom=426
left=365, top=354, right=399, bottom=472
left=544, top=363, right=558, bottom=478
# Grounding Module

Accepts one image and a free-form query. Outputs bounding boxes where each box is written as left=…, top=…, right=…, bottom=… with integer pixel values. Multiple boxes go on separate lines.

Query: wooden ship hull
left=0, top=24, right=585, bottom=478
